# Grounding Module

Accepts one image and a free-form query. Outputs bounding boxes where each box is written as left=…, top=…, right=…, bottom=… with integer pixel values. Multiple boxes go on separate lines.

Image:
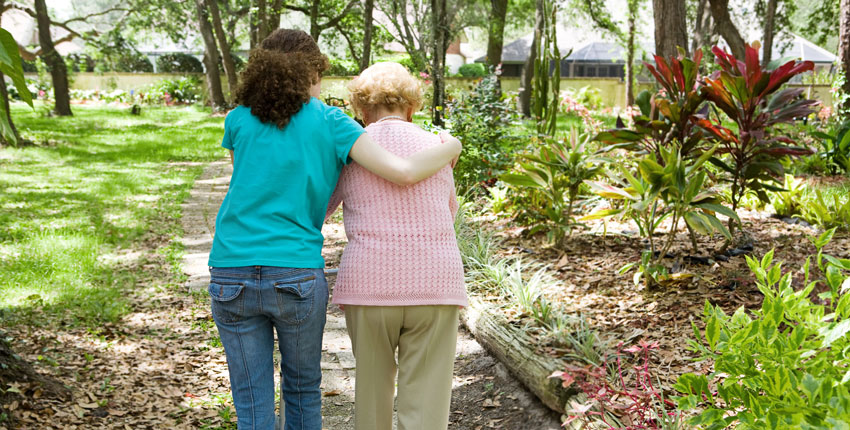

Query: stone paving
left=180, top=161, right=561, bottom=430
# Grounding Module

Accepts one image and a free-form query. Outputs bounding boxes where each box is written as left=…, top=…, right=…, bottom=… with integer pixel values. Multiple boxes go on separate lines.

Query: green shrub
left=812, top=119, right=850, bottom=174
left=445, top=72, right=522, bottom=193
left=142, top=77, right=202, bottom=105
left=675, top=230, right=850, bottom=429
left=457, top=63, right=486, bottom=78
left=501, top=129, right=604, bottom=243
left=218, top=53, right=245, bottom=73
left=156, top=53, right=203, bottom=73
left=326, top=57, right=358, bottom=76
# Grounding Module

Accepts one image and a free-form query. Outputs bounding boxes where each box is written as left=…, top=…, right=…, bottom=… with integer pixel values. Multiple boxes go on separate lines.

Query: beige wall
left=31, top=72, right=835, bottom=109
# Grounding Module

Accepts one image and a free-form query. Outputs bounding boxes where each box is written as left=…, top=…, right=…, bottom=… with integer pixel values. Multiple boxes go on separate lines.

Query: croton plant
left=699, top=44, right=818, bottom=233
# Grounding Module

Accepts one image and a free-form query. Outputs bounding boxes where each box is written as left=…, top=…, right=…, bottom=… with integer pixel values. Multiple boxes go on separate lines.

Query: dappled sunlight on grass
left=0, top=104, right=226, bottom=326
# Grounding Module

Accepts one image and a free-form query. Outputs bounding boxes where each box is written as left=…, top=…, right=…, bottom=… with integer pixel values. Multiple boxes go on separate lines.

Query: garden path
left=181, top=161, right=562, bottom=430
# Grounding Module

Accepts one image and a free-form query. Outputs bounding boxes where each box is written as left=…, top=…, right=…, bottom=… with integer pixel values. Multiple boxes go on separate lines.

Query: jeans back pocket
left=209, top=281, right=246, bottom=323
left=273, top=273, right=318, bottom=324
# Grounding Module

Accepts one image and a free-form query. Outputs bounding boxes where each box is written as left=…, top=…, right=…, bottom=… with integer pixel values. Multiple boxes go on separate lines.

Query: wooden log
left=460, top=296, right=575, bottom=413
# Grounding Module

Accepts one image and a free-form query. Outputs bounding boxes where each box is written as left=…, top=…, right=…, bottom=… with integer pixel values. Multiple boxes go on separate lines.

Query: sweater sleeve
left=449, top=174, right=459, bottom=222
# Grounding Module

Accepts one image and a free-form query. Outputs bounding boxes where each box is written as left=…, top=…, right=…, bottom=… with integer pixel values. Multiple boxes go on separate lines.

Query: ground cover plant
left=0, top=103, right=224, bottom=323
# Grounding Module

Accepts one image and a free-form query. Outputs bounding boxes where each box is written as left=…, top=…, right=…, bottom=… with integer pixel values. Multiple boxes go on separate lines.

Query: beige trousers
left=344, top=305, right=459, bottom=430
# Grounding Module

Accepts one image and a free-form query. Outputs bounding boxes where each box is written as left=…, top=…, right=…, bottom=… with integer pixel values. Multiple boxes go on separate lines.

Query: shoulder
left=368, top=122, right=439, bottom=142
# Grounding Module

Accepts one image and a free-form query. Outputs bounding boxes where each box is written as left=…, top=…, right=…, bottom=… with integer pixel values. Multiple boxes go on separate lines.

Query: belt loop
left=255, top=265, right=262, bottom=280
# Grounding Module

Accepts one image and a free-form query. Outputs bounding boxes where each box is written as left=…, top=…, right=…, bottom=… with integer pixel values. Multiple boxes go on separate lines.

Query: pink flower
left=38, top=90, right=45, bottom=97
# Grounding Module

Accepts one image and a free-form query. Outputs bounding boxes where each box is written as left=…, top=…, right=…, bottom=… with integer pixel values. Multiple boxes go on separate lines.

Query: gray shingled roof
left=477, top=32, right=836, bottom=65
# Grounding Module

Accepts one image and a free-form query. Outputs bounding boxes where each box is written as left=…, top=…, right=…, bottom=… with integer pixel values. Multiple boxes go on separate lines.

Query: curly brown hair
left=235, top=29, right=330, bottom=128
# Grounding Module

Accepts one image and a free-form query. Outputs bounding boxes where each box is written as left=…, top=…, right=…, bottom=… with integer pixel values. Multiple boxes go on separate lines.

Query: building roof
left=479, top=31, right=836, bottom=65
left=772, top=34, right=837, bottom=63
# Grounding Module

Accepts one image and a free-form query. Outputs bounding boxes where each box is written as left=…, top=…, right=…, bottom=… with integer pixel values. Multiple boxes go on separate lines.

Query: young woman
left=325, top=62, right=467, bottom=430
left=207, top=30, right=461, bottom=430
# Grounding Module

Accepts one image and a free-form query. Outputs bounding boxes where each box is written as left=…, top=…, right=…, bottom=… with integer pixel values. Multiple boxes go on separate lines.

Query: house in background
left=477, top=32, right=836, bottom=79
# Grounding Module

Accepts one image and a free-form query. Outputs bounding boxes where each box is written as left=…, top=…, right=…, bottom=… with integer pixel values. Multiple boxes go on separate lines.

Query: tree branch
left=318, top=0, right=359, bottom=31
left=333, top=22, right=361, bottom=65
left=61, top=5, right=129, bottom=26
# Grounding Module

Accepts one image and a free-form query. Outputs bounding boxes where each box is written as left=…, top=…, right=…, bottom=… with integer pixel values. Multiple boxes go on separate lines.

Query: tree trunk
left=310, top=0, right=321, bottom=42
left=708, top=0, right=746, bottom=59
left=257, top=0, right=269, bottom=43
left=486, top=0, right=509, bottom=69
left=195, top=0, right=226, bottom=110
left=267, top=0, right=283, bottom=36
left=34, top=0, right=71, bottom=116
left=360, top=0, right=375, bottom=71
left=651, top=0, right=688, bottom=58
left=519, top=0, right=544, bottom=117
left=763, top=0, right=777, bottom=63
left=206, top=0, right=237, bottom=101
left=0, top=335, right=71, bottom=415
left=460, top=297, right=573, bottom=414
left=0, top=5, right=20, bottom=146
left=625, top=0, right=637, bottom=106
left=691, top=0, right=712, bottom=54
left=0, top=72, right=20, bottom=147
left=842, top=0, right=850, bottom=112
left=430, top=0, right=448, bottom=126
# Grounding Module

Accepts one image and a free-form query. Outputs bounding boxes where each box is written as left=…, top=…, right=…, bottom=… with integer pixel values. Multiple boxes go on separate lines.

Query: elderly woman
left=325, top=62, right=467, bottom=430
left=208, top=31, right=461, bottom=430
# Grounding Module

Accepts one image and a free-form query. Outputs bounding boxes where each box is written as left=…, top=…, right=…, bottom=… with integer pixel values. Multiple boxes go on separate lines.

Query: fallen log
left=460, top=295, right=575, bottom=414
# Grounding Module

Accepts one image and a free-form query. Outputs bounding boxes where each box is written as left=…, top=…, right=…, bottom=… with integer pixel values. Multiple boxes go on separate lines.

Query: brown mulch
left=480, top=209, right=850, bottom=390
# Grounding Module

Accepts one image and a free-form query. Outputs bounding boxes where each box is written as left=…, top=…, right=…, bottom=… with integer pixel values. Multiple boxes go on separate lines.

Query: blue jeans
left=209, top=266, right=328, bottom=430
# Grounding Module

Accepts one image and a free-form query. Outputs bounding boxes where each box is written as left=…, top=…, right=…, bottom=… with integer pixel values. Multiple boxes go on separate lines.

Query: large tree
left=206, top=0, right=238, bottom=99
left=284, top=0, right=360, bottom=43
left=359, top=0, right=375, bottom=71
left=194, top=0, right=226, bottom=109
left=485, top=0, right=509, bottom=70
left=519, top=0, right=543, bottom=117
left=707, top=0, right=745, bottom=59
left=841, top=0, right=850, bottom=112
left=34, top=0, right=71, bottom=116
left=652, top=0, right=688, bottom=57
left=430, top=0, right=449, bottom=126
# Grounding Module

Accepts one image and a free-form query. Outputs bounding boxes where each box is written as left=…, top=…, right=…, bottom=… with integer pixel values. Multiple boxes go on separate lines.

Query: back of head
left=347, top=62, right=422, bottom=121
left=236, top=29, right=329, bottom=128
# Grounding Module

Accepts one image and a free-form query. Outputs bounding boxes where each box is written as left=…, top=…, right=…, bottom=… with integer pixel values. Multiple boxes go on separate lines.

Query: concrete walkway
left=180, top=162, right=561, bottom=430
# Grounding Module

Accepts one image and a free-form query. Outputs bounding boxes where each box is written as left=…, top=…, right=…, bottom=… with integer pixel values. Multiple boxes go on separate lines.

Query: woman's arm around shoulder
left=348, top=132, right=461, bottom=186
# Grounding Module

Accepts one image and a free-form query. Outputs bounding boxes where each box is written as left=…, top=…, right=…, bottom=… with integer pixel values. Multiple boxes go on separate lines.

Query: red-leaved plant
left=698, top=44, right=818, bottom=236
left=550, top=340, right=684, bottom=429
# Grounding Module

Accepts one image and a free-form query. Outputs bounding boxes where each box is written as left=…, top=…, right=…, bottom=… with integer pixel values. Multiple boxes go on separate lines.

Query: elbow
left=395, top=166, right=417, bottom=186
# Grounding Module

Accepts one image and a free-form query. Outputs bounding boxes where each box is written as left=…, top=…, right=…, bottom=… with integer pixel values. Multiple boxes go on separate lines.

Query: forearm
left=349, top=133, right=460, bottom=186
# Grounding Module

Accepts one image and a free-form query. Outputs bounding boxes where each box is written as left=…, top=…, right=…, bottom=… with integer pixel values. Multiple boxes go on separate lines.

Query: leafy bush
left=812, top=119, right=850, bottom=174
left=675, top=231, right=850, bottom=429
left=502, top=129, right=604, bottom=243
left=561, top=86, right=603, bottom=111
left=156, top=53, right=203, bottom=73
left=586, top=145, right=738, bottom=287
left=445, top=72, right=522, bottom=193
left=326, top=57, right=358, bottom=76
left=457, top=63, right=486, bottom=78
left=804, top=189, right=850, bottom=230
left=594, top=49, right=710, bottom=162
left=698, top=44, right=817, bottom=233
left=142, top=77, right=202, bottom=105
left=770, top=174, right=808, bottom=217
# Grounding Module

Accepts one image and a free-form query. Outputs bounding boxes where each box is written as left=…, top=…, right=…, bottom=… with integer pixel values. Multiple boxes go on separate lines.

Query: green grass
left=0, top=103, right=226, bottom=326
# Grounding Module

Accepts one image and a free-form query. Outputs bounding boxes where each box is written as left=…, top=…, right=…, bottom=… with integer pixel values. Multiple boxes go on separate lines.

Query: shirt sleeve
left=325, top=173, right=345, bottom=223
left=329, top=106, right=365, bottom=165
left=221, top=111, right=234, bottom=150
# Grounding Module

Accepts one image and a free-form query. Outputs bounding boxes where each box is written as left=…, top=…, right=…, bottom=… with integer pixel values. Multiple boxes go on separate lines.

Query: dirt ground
left=0, top=162, right=562, bottom=430
left=484, top=205, right=850, bottom=391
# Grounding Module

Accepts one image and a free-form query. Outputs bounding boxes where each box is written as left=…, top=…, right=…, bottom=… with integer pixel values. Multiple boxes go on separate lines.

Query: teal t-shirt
left=208, top=98, right=364, bottom=268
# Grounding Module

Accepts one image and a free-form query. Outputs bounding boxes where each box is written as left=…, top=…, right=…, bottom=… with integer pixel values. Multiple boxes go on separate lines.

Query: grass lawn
left=0, top=103, right=226, bottom=326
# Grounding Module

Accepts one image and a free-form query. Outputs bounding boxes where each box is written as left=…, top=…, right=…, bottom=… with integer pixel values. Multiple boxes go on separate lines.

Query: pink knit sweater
left=325, top=119, right=467, bottom=307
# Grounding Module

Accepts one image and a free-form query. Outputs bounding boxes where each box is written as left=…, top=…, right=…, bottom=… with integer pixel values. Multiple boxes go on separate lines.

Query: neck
left=366, top=107, right=409, bottom=125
